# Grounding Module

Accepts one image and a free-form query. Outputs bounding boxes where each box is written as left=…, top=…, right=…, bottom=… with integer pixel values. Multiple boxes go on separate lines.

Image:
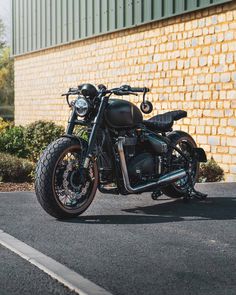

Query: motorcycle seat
left=143, top=110, right=187, bottom=132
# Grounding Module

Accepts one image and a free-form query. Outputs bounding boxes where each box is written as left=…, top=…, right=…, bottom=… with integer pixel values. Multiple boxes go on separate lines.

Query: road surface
left=0, top=183, right=236, bottom=295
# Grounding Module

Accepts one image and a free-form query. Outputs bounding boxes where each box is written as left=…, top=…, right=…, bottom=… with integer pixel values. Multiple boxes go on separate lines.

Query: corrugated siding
left=12, top=0, right=233, bottom=55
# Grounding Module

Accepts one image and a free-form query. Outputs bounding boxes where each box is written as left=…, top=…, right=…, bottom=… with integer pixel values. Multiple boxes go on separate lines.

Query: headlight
left=75, top=98, right=89, bottom=117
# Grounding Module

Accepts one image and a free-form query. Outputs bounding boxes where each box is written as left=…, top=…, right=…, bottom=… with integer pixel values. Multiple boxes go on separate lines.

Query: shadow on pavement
left=60, top=196, right=236, bottom=224
left=123, top=197, right=236, bottom=221
left=60, top=214, right=183, bottom=224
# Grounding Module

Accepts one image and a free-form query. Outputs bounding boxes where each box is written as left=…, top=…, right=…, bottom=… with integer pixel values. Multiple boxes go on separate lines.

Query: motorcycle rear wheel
left=162, top=131, right=199, bottom=198
left=35, top=137, right=98, bottom=219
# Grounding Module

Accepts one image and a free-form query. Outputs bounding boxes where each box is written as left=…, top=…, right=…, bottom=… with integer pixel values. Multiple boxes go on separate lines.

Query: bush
left=0, top=117, right=11, bottom=132
left=0, top=125, right=29, bottom=158
left=0, top=152, right=35, bottom=183
left=73, top=125, right=88, bottom=141
left=199, top=157, right=224, bottom=183
left=25, top=121, right=64, bottom=162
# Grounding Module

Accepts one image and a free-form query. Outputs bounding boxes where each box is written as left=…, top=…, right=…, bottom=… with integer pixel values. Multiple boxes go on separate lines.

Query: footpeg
left=151, top=190, right=162, bottom=200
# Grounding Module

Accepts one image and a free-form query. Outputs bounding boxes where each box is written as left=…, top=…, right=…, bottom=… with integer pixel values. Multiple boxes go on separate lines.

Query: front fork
left=66, top=95, right=109, bottom=169
left=83, top=96, right=108, bottom=168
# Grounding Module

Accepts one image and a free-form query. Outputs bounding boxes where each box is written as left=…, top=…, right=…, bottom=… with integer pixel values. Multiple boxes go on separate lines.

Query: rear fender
left=167, top=131, right=207, bottom=162
left=193, top=148, right=207, bottom=163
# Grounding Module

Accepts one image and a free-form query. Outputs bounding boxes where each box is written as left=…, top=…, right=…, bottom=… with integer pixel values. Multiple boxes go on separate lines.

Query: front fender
left=61, top=134, right=88, bottom=150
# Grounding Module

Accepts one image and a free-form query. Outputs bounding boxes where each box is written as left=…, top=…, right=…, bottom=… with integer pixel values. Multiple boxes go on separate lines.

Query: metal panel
left=94, top=0, right=101, bottom=35
left=56, top=0, right=62, bottom=45
left=117, top=0, right=125, bottom=29
left=163, top=0, right=174, bottom=16
left=74, top=0, right=80, bottom=39
left=15, top=0, right=19, bottom=54
left=109, top=0, right=117, bottom=31
left=68, top=0, right=74, bottom=41
left=23, top=0, right=27, bottom=52
left=41, top=0, right=46, bottom=48
left=12, top=0, right=233, bottom=55
left=32, top=0, right=36, bottom=51
left=174, top=0, right=185, bottom=14
left=46, top=0, right=52, bottom=47
left=125, top=0, right=133, bottom=27
left=51, top=0, right=57, bottom=45
left=19, top=0, right=23, bottom=53
left=101, top=0, right=108, bottom=33
left=199, top=0, right=211, bottom=6
left=62, top=0, right=68, bottom=43
left=87, top=0, right=94, bottom=36
left=80, top=0, right=87, bottom=38
left=36, top=0, right=41, bottom=50
left=133, top=0, right=142, bottom=23
left=186, top=0, right=198, bottom=10
left=143, top=0, right=153, bottom=21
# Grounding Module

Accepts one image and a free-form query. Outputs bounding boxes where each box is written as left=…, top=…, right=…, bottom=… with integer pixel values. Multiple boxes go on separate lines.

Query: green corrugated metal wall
left=12, top=0, right=233, bottom=56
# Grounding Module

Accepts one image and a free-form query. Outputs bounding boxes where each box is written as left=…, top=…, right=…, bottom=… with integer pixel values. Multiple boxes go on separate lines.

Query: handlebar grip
left=69, top=87, right=79, bottom=92
left=130, top=87, right=149, bottom=93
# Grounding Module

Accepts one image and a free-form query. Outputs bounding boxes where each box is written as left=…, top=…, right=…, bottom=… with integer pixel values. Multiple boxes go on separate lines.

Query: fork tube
left=66, top=108, right=77, bottom=135
left=83, top=96, right=108, bottom=168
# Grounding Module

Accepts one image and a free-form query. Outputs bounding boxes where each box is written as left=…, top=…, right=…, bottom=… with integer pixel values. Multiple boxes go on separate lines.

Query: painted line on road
left=0, top=229, right=112, bottom=295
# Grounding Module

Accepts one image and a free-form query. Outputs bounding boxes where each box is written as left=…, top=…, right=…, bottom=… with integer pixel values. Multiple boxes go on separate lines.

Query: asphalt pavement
left=0, top=245, right=77, bottom=295
left=0, top=183, right=236, bottom=295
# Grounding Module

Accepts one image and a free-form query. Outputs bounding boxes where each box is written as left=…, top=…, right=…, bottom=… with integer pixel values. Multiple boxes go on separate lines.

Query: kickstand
left=184, top=187, right=208, bottom=201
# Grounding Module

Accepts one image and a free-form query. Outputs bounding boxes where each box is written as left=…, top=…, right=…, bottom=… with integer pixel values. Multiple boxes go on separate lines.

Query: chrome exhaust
left=117, top=137, right=186, bottom=194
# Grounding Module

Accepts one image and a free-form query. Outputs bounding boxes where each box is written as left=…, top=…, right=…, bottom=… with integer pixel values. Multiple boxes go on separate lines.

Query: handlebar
left=107, top=85, right=150, bottom=96
left=62, top=84, right=150, bottom=100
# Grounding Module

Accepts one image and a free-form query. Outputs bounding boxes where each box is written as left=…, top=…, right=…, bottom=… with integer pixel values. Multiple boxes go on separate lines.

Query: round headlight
left=75, top=98, right=89, bottom=117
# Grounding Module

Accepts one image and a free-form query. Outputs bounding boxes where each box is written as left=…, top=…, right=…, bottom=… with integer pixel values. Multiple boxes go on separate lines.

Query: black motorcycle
left=35, top=84, right=207, bottom=219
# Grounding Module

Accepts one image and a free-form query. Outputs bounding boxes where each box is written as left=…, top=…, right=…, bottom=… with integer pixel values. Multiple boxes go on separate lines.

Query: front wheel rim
left=52, top=145, right=97, bottom=213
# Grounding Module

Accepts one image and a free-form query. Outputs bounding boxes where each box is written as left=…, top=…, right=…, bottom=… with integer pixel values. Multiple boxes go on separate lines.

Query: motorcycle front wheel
left=35, top=137, right=98, bottom=219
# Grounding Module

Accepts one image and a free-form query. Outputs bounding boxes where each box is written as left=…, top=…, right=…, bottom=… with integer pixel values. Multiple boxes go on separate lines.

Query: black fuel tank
left=105, top=99, right=143, bottom=129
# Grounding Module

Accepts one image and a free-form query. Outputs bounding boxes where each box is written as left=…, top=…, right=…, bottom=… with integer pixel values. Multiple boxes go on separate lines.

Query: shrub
left=0, top=125, right=29, bottom=158
left=0, top=152, right=35, bottom=183
left=0, top=117, right=11, bottom=132
left=25, top=121, right=64, bottom=162
left=199, top=157, right=224, bottom=183
left=73, top=125, right=88, bottom=141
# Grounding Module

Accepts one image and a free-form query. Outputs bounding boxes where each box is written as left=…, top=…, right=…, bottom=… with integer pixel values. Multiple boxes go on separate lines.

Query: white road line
left=0, top=229, right=112, bottom=295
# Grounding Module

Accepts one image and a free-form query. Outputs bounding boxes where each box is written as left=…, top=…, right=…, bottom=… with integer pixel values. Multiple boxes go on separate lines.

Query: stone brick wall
left=14, top=1, right=236, bottom=181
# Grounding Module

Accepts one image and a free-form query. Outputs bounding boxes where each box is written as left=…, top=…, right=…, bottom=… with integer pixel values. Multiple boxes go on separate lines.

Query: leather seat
left=143, top=110, right=187, bottom=132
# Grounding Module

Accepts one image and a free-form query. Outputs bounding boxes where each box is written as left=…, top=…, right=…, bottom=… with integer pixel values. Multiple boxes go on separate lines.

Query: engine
left=123, top=130, right=168, bottom=184
left=127, top=152, right=157, bottom=183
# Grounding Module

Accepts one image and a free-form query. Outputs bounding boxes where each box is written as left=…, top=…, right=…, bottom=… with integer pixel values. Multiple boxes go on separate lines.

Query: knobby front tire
left=35, top=137, right=98, bottom=219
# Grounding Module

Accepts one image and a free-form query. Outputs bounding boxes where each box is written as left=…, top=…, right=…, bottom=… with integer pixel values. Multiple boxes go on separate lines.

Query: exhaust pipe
left=156, top=169, right=187, bottom=186
left=117, top=137, right=186, bottom=194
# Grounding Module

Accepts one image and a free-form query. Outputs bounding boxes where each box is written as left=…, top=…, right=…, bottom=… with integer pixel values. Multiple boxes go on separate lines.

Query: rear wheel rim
left=171, top=139, right=198, bottom=191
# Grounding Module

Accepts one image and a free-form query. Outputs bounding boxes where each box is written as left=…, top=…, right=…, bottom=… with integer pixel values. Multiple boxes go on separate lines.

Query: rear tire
left=35, top=137, right=98, bottom=219
left=162, top=131, right=199, bottom=199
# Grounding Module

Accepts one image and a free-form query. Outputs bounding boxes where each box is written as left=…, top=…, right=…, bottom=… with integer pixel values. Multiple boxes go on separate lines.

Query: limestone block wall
left=14, top=1, right=236, bottom=181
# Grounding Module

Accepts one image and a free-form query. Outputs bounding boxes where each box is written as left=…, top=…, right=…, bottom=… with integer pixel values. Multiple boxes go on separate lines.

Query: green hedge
left=199, top=158, right=224, bottom=183
left=0, top=120, right=64, bottom=162
left=0, top=153, right=35, bottom=183
left=24, top=121, right=64, bottom=162
left=0, top=125, right=29, bottom=158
